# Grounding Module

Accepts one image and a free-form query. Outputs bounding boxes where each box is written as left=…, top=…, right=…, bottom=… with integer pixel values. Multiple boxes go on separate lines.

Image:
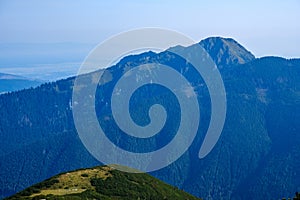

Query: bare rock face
left=200, top=37, right=255, bottom=68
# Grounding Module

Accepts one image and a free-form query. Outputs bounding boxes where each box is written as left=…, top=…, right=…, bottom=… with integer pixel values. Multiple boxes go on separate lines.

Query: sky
left=0, top=0, right=299, bottom=79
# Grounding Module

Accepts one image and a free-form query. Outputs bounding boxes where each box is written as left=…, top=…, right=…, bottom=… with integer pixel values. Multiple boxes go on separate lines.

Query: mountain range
left=0, top=37, right=299, bottom=200
left=0, top=73, right=41, bottom=93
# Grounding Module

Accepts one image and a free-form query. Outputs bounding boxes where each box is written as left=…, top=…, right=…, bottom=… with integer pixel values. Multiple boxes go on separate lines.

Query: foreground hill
left=0, top=37, right=299, bottom=199
left=5, top=165, right=201, bottom=200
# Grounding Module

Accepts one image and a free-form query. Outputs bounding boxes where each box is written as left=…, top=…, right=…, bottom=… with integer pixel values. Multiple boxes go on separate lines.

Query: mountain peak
left=199, top=37, right=255, bottom=68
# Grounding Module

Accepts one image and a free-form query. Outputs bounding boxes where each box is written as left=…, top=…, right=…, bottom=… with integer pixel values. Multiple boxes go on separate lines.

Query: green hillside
left=5, top=165, right=201, bottom=200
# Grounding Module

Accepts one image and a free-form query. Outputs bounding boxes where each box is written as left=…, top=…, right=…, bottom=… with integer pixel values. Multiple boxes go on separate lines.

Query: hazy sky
left=0, top=0, right=299, bottom=58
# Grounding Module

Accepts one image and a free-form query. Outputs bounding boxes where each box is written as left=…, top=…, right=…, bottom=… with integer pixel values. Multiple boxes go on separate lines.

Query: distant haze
left=0, top=0, right=299, bottom=79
